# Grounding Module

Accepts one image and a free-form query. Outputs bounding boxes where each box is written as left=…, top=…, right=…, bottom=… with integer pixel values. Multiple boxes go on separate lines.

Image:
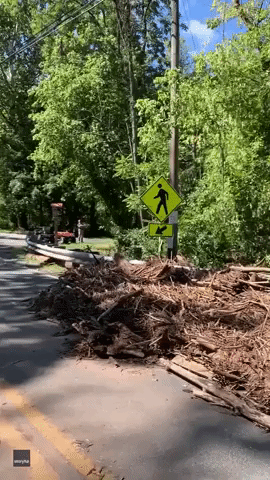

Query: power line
left=181, top=0, right=199, bottom=54
left=222, top=2, right=226, bottom=42
left=0, top=0, right=104, bottom=66
left=5, top=0, right=94, bottom=58
left=2, top=0, right=102, bottom=63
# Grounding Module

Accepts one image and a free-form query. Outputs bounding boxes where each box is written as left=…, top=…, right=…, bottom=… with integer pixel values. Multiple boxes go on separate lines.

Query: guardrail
left=26, top=237, right=114, bottom=266
left=26, top=237, right=145, bottom=266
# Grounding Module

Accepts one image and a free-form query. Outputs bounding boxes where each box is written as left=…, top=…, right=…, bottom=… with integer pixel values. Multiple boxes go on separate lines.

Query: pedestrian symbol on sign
left=154, top=184, right=169, bottom=216
left=140, top=176, right=182, bottom=222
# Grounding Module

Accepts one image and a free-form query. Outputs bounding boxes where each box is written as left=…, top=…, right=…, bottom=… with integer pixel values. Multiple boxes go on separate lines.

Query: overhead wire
left=181, top=0, right=199, bottom=54
left=3, top=0, right=102, bottom=62
left=0, top=0, right=104, bottom=66
left=5, top=0, right=93, bottom=57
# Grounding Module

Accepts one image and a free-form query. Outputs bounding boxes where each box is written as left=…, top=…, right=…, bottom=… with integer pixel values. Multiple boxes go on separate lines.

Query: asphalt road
left=1, top=234, right=270, bottom=479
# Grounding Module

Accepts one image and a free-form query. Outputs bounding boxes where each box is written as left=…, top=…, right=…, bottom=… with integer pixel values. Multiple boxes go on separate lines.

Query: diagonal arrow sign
left=156, top=226, right=167, bottom=235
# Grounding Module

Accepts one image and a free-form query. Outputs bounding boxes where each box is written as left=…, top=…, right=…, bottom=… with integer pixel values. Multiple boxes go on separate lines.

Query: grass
left=10, top=247, right=27, bottom=261
left=39, top=263, right=66, bottom=276
left=11, top=247, right=66, bottom=276
left=58, top=238, right=115, bottom=255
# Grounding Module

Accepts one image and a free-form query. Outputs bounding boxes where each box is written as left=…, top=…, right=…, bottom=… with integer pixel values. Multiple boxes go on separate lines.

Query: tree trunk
left=113, top=0, right=144, bottom=228
left=39, top=199, right=44, bottom=225
left=127, top=50, right=144, bottom=227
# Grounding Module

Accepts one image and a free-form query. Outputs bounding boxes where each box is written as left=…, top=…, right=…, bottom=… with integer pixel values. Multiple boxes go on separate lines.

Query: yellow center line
left=0, top=420, right=60, bottom=480
left=1, top=381, right=114, bottom=479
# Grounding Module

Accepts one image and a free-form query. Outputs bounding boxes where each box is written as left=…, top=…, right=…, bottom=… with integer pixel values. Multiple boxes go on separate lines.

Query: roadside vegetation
left=11, top=247, right=66, bottom=275
left=1, top=1, right=270, bottom=266
left=58, top=238, right=115, bottom=256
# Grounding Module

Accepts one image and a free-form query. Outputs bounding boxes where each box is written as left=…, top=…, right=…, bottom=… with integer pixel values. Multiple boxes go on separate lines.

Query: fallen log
left=167, top=363, right=270, bottom=429
left=171, top=355, right=213, bottom=379
left=191, top=388, right=231, bottom=408
left=236, top=391, right=266, bottom=410
left=230, top=266, right=270, bottom=273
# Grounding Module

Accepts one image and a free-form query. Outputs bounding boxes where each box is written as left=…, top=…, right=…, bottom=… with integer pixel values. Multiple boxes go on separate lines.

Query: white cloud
left=188, top=20, right=215, bottom=52
left=189, top=20, right=214, bottom=40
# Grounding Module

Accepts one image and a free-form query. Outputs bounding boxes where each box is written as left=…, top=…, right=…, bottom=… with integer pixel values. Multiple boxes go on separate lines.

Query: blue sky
left=180, top=0, right=248, bottom=56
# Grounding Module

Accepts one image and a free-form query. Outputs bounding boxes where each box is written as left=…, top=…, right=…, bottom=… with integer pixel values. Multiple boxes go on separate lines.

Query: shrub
left=114, top=227, right=167, bottom=260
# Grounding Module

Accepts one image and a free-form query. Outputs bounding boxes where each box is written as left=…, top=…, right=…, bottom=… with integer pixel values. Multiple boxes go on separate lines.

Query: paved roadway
left=1, top=234, right=270, bottom=479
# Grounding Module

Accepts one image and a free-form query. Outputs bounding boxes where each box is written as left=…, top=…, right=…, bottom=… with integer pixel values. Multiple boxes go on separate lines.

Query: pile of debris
left=28, top=256, right=270, bottom=425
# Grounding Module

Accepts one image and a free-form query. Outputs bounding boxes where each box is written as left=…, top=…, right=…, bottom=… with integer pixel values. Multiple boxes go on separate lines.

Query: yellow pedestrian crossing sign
left=149, top=224, right=173, bottom=237
left=140, top=176, right=181, bottom=222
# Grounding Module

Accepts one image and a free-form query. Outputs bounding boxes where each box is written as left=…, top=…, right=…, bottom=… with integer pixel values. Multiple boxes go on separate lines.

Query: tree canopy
left=1, top=0, right=270, bottom=266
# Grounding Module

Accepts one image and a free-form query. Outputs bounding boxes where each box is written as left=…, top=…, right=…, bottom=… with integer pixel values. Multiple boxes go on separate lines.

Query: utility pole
left=167, top=0, right=179, bottom=259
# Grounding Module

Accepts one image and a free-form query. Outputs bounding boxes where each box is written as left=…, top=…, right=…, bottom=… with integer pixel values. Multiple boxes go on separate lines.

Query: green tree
left=29, top=0, right=188, bottom=232
left=123, top=23, right=270, bottom=265
left=206, top=0, right=270, bottom=31
left=0, top=0, right=42, bottom=228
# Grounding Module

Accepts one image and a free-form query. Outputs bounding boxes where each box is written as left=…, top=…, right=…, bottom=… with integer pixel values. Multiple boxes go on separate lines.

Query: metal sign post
left=167, top=211, right=178, bottom=259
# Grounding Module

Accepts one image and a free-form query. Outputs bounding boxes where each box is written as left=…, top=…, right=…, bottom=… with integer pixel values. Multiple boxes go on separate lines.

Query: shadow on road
left=1, top=244, right=270, bottom=480
left=0, top=235, right=26, bottom=241
left=92, top=397, right=270, bottom=480
left=0, top=245, right=65, bottom=387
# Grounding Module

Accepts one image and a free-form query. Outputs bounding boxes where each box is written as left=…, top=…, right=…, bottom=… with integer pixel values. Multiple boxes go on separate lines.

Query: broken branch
left=97, top=288, right=143, bottom=323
